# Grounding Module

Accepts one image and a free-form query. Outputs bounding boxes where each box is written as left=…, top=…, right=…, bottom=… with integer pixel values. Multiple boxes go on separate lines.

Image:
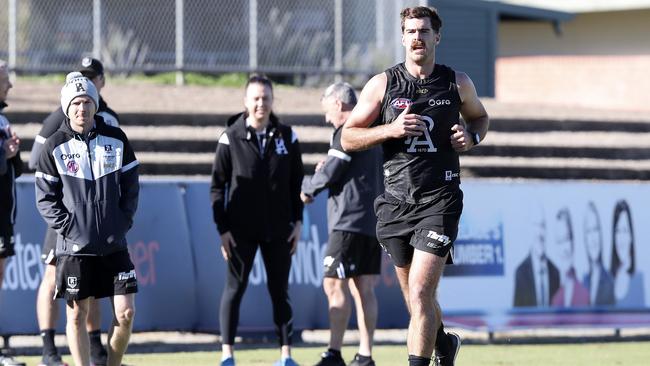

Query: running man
left=341, top=7, right=489, bottom=366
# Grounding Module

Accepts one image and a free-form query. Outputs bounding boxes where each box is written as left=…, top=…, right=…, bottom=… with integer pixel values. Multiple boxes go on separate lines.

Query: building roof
left=488, top=0, right=650, bottom=13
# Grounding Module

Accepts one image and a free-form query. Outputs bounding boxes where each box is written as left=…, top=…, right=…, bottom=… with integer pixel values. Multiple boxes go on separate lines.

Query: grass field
left=15, top=342, right=650, bottom=365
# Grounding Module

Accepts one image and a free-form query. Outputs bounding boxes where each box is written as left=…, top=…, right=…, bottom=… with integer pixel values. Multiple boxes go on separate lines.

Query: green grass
left=15, top=342, right=650, bottom=365
left=16, top=72, right=250, bottom=87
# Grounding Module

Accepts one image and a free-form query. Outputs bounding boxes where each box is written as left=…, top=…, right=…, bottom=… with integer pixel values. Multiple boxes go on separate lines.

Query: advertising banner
left=2, top=178, right=649, bottom=335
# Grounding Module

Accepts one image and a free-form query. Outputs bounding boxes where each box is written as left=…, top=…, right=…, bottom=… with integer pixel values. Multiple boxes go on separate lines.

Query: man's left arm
left=119, top=133, right=140, bottom=228
left=450, top=72, right=489, bottom=152
left=287, top=129, right=304, bottom=254
left=289, top=128, right=305, bottom=224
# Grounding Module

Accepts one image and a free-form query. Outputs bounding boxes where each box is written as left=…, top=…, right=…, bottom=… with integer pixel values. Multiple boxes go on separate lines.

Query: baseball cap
left=79, top=57, right=104, bottom=79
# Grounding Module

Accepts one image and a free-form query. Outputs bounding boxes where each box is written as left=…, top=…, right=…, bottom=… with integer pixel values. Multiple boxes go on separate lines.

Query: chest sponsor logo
left=275, top=138, right=289, bottom=155
left=416, top=88, right=428, bottom=94
left=60, top=153, right=81, bottom=160
left=428, top=99, right=451, bottom=106
left=66, top=160, right=80, bottom=174
left=391, top=98, right=412, bottom=110
left=104, top=144, right=113, bottom=152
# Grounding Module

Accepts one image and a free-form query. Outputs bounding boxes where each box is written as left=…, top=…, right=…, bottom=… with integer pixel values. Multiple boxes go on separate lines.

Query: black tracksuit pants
left=219, top=236, right=293, bottom=345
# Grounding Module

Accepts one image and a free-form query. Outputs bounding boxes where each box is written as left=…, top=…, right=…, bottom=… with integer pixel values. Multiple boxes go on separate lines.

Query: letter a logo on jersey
left=405, top=116, right=437, bottom=153
left=275, top=138, right=288, bottom=155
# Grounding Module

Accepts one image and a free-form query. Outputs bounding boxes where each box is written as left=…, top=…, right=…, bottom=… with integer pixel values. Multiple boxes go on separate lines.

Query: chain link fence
left=0, top=0, right=425, bottom=84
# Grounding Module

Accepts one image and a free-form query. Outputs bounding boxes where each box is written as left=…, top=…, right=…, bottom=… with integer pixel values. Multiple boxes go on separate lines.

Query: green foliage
left=115, top=72, right=248, bottom=87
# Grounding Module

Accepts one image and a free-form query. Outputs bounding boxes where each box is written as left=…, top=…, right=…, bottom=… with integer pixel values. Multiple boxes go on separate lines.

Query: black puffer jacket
left=210, top=112, right=304, bottom=241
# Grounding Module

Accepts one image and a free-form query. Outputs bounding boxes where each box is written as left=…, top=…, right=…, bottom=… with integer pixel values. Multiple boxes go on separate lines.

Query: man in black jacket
left=0, top=60, right=27, bottom=366
left=301, top=83, right=383, bottom=366
left=30, top=57, right=119, bottom=366
left=35, top=72, right=139, bottom=366
left=210, top=75, right=304, bottom=366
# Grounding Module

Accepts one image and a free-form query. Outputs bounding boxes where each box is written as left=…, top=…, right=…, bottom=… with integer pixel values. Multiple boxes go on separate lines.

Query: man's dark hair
left=246, top=74, right=273, bottom=95
left=611, top=200, right=635, bottom=276
left=400, top=6, right=442, bottom=33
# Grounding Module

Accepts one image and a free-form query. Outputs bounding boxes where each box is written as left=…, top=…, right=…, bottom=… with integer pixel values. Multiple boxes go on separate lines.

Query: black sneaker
left=314, top=350, right=345, bottom=366
left=347, top=354, right=375, bottom=366
left=434, top=332, right=461, bottom=366
left=0, top=355, right=26, bottom=366
left=38, top=353, right=68, bottom=366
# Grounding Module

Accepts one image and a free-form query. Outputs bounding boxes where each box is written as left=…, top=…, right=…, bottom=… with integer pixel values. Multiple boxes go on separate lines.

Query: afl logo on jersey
left=391, top=98, right=412, bottom=110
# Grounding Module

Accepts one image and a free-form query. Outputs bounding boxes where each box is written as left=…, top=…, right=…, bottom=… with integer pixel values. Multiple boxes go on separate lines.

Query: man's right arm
left=29, top=108, right=65, bottom=170
left=210, top=132, right=233, bottom=235
left=341, top=73, right=427, bottom=152
left=0, top=138, right=7, bottom=174
left=35, top=142, right=70, bottom=234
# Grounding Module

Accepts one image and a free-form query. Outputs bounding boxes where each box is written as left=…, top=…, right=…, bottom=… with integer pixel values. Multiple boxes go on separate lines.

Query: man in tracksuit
left=30, top=57, right=119, bottom=366
left=301, top=83, right=383, bottom=366
left=0, top=60, right=27, bottom=366
left=210, top=75, right=304, bottom=366
left=35, top=72, right=139, bottom=366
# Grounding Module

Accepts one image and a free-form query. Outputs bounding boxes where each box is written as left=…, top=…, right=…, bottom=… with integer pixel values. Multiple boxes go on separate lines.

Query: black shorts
left=41, top=227, right=58, bottom=265
left=55, top=250, right=138, bottom=301
left=0, top=234, right=15, bottom=258
left=324, top=231, right=381, bottom=278
left=374, top=191, right=462, bottom=267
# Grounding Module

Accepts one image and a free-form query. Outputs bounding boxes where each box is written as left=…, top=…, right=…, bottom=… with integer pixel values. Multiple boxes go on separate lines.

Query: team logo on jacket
left=391, top=98, right=412, bottom=110
left=275, top=138, right=288, bottom=155
left=66, top=160, right=80, bottom=174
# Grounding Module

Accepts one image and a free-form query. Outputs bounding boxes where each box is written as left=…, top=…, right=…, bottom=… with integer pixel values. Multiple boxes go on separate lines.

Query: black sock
left=408, top=355, right=431, bottom=366
left=88, top=330, right=106, bottom=356
left=435, top=322, right=450, bottom=356
left=40, top=329, right=57, bottom=356
left=327, top=348, right=342, bottom=359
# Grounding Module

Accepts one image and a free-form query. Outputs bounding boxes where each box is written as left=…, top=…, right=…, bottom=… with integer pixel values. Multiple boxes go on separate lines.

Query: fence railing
left=1, top=0, right=426, bottom=84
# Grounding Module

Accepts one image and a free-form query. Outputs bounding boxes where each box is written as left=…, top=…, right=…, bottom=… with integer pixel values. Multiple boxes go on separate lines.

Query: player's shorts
left=41, top=227, right=58, bottom=265
left=323, top=231, right=381, bottom=278
left=374, top=191, right=462, bottom=267
left=0, top=233, right=15, bottom=258
left=55, top=250, right=138, bottom=301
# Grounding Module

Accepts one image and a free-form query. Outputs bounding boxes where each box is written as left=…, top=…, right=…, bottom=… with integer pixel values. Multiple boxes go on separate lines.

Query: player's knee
left=408, top=283, right=435, bottom=308
left=116, top=306, right=135, bottom=326
left=67, top=306, right=89, bottom=326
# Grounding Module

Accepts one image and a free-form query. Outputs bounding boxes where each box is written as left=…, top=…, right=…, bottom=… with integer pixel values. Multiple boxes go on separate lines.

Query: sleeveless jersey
left=378, top=63, right=462, bottom=206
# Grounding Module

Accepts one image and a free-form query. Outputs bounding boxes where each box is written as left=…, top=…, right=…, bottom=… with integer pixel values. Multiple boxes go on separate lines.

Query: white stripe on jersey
left=218, top=133, right=230, bottom=145
left=35, top=171, right=60, bottom=182
left=328, top=149, right=351, bottom=162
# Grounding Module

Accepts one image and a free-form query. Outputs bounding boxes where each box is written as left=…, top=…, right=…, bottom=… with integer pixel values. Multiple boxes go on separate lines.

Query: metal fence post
left=93, top=0, right=102, bottom=59
left=376, top=0, right=385, bottom=50
left=334, top=0, right=342, bottom=82
left=8, top=0, right=16, bottom=79
left=249, top=0, right=257, bottom=73
left=175, top=0, right=184, bottom=85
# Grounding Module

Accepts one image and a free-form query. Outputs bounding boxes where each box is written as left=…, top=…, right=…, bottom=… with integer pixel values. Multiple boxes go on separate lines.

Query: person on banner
left=0, top=60, right=27, bottom=366
left=582, top=202, right=615, bottom=306
left=550, top=208, right=589, bottom=307
left=513, top=209, right=560, bottom=308
left=339, top=6, right=489, bottom=366
left=300, top=82, right=383, bottom=366
left=35, top=72, right=139, bottom=366
left=29, top=57, right=120, bottom=366
left=610, top=200, right=645, bottom=308
left=210, top=75, right=304, bottom=366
